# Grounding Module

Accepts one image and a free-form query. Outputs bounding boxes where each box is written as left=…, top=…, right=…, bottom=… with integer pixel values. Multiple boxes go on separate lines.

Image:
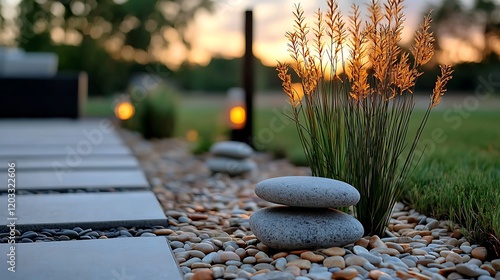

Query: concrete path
left=0, top=119, right=181, bottom=280
left=0, top=237, right=180, bottom=280
left=0, top=192, right=168, bottom=232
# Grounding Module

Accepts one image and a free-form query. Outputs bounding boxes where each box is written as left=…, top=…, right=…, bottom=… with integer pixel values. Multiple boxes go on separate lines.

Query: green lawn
left=85, top=96, right=116, bottom=117
left=87, top=94, right=500, bottom=253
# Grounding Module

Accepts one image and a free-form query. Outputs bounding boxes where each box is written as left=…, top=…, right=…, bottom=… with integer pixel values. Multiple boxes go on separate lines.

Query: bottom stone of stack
left=206, top=157, right=256, bottom=176
left=250, top=206, right=364, bottom=250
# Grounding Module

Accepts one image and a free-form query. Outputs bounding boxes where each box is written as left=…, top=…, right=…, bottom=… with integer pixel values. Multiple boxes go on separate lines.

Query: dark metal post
left=230, top=10, right=254, bottom=146
left=243, top=10, right=254, bottom=146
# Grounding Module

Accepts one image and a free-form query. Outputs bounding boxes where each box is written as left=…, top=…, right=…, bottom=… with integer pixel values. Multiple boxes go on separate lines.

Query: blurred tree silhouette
left=174, top=57, right=282, bottom=92
left=473, top=0, right=500, bottom=60
left=430, top=0, right=500, bottom=61
left=2, top=0, right=212, bottom=96
left=415, top=0, right=500, bottom=93
left=0, top=10, right=3, bottom=29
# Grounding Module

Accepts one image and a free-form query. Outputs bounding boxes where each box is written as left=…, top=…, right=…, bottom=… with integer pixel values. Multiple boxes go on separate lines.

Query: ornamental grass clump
left=277, top=0, right=453, bottom=236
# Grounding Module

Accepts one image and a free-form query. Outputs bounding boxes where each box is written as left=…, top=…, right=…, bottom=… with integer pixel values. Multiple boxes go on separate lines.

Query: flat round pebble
left=322, top=247, right=346, bottom=256
left=456, top=264, right=490, bottom=277
left=255, top=176, right=360, bottom=208
left=220, top=251, right=241, bottom=262
left=20, top=231, right=37, bottom=239
left=192, top=243, right=214, bottom=254
left=243, top=256, right=256, bottom=264
left=345, top=255, right=368, bottom=266
left=472, top=247, right=488, bottom=261
left=332, top=267, right=358, bottom=279
left=324, top=256, right=345, bottom=269
left=357, top=253, right=382, bottom=266
left=60, top=230, right=79, bottom=239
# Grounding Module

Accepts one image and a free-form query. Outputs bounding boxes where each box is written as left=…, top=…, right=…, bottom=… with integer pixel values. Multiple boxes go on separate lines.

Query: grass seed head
left=278, top=0, right=450, bottom=104
left=431, top=65, right=454, bottom=108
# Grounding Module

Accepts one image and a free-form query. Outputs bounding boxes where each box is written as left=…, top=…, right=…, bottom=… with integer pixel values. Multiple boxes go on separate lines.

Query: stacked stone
left=250, top=176, right=364, bottom=250
left=206, top=141, right=256, bottom=176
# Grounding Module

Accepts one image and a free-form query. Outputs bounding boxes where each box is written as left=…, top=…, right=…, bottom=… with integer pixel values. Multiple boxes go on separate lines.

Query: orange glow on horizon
left=437, top=37, right=483, bottom=65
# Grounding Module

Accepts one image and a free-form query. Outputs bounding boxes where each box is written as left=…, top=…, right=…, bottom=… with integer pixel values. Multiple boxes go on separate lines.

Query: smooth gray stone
left=347, top=265, right=369, bottom=278
left=255, top=176, right=360, bottom=208
left=207, top=157, right=256, bottom=176
left=0, top=170, right=148, bottom=191
left=353, top=245, right=369, bottom=255
left=358, top=252, right=382, bottom=266
left=0, top=157, right=140, bottom=170
left=478, top=276, right=495, bottom=280
left=59, top=229, right=79, bottom=238
left=0, top=237, right=182, bottom=280
left=210, top=141, right=253, bottom=159
left=249, top=206, right=364, bottom=250
left=0, top=191, right=167, bottom=232
left=456, top=264, right=490, bottom=277
left=0, top=145, right=131, bottom=157
left=255, top=271, right=295, bottom=280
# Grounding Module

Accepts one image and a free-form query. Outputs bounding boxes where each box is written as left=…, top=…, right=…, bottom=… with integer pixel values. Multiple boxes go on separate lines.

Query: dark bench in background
left=0, top=48, right=87, bottom=119
left=0, top=73, right=87, bottom=119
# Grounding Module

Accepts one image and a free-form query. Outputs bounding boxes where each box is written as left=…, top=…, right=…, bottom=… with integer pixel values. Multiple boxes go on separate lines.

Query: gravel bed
left=0, top=226, right=170, bottom=243
left=8, top=188, right=148, bottom=195
left=122, top=131, right=500, bottom=280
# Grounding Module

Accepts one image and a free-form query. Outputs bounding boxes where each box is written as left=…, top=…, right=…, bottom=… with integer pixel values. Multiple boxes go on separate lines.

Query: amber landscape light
left=115, top=101, right=135, bottom=120
left=186, top=129, right=199, bottom=142
left=229, top=106, right=246, bottom=129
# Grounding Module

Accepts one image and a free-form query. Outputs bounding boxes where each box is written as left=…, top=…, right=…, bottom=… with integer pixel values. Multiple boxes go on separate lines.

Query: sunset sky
left=165, top=0, right=475, bottom=69
left=1, top=0, right=484, bottom=68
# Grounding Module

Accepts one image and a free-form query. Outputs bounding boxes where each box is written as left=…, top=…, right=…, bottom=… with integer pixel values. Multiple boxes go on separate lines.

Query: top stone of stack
left=209, top=141, right=253, bottom=159
left=255, top=176, right=360, bottom=208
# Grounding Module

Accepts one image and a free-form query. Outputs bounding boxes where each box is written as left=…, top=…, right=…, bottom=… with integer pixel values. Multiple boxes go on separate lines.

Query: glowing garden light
left=114, top=101, right=135, bottom=120
left=227, top=87, right=247, bottom=131
left=186, top=129, right=199, bottom=142
left=230, top=106, right=246, bottom=129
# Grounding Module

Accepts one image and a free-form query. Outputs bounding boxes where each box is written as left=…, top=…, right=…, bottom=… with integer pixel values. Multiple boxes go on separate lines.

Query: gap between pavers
left=0, top=237, right=182, bottom=280
left=0, top=191, right=167, bottom=232
left=0, top=156, right=140, bottom=171
left=0, top=170, right=149, bottom=192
